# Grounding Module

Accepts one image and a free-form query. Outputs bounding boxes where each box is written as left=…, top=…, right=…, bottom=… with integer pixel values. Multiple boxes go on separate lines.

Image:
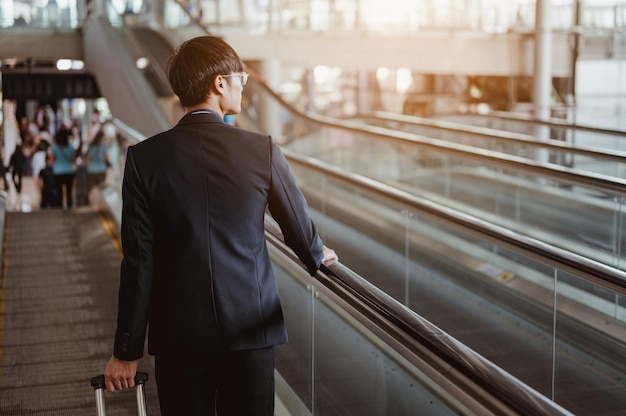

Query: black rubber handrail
left=486, top=110, right=626, bottom=138
left=282, top=148, right=626, bottom=296
left=363, top=110, right=626, bottom=163
left=265, top=219, right=573, bottom=416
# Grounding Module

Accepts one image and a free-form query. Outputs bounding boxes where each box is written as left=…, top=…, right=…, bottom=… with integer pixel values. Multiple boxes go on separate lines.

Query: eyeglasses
left=221, top=72, right=249, bottom=86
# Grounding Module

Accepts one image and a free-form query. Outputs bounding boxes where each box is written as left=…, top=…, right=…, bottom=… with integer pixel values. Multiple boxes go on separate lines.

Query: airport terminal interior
left=0, top=0, right=625, bottom=414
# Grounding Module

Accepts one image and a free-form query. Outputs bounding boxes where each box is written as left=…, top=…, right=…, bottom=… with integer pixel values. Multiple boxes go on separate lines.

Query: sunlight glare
left=313, top=66, right=331, bottom=84
left=360, top=0, right=418, bottom=29
left=397, top=68, right=413, bottom=93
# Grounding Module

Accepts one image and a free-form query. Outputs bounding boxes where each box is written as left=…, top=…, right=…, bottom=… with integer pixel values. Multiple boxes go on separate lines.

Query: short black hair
left=167, top=36, right=244, bottom=108
left=54, top=127, right=71, bottom=146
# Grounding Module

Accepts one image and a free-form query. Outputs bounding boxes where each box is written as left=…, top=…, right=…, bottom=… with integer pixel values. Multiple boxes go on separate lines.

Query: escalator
left=82, top=14, right=174, bottom=137
left=355, top=111, right=626, bottom=178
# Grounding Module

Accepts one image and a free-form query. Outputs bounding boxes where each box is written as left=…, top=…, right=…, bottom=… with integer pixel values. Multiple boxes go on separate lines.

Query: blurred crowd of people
left=2, top=105, right=120, bottom=210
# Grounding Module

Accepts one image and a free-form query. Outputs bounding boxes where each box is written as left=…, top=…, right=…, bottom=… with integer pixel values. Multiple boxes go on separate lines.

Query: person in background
left=18, top=116, right=30, bottom=142
left=102, top=35, right=338, bottom=416
left=50, top=123, right=76, bottom=208
left=13, top=15, right=27, bottom=26
left=86, top=109, right=101, bottom=143
left=68, top=120, right=82, bottom=150
left=74, top=138, right=89, bottom=206
left=38, top=153, right=58, bottom=208
left=0, top=146, right=7, bottom=192
left=8, top=142, right=26, bottom=196
left=34, top=106, right=50, bottom=134
left=31, top=136, right=50, bottom=182
left=85, top=128, right=110, bottom=194
left=223, top=114, right=235, bottom=125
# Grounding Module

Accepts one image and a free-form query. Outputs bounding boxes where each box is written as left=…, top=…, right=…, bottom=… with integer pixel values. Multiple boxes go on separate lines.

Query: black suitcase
left=90, top=372, right=149, bottom=416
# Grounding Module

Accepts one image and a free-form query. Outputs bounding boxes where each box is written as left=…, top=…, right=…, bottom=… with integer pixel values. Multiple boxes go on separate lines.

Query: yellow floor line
left=95, top=207, right=123, bottom=259
left=0, top=212, right=11, bottom=387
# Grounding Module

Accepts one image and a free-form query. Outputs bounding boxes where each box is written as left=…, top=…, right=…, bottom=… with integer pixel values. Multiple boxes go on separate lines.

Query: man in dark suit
left=102, top=35, right=338, bottom=415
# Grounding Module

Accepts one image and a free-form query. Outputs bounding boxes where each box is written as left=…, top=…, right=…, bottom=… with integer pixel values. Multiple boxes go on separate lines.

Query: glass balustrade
left=289, top=159, right=626, bottom=414
left=270, top=246, right=472, bottom=416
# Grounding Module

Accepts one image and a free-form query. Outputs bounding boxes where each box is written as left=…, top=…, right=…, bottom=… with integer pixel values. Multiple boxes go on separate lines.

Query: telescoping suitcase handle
left=90, top=372, right=149, bottom=416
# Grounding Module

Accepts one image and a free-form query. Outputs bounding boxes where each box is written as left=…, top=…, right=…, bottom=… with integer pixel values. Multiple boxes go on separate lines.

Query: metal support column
left=259, top=58, right=282, bottom=140
left=533, top=0, right=553, bottom=162
left=357, top=70, right=368, bottom=115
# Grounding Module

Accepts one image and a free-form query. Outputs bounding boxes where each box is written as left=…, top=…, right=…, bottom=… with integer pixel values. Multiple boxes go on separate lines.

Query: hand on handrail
left=322, top=245, right=338, bottom=267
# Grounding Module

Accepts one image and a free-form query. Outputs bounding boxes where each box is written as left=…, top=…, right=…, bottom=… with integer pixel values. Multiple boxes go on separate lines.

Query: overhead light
left=55, top=59, right=85, bottom=71
left=56, top=59, right=72, bottom=70
left=136, top=57, right=149, bottom=69
left=71, top=60, right=85, bottom=70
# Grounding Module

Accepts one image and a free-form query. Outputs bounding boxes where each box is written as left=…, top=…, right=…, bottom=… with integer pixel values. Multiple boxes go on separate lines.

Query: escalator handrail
left=282, top=148, right=626, bottom=296
left=486, top=110, right=626, bottom=138
left=243, top=73, right=626, bottom=196
left=364, top=110, right=626, bottom=163
left=297, top=109, right=626, bottom=195
left=113, top=117, right=144, bottom=145
left=83, top=14, right=171, bottom=137
left=264, top=219, right=574, bottom=416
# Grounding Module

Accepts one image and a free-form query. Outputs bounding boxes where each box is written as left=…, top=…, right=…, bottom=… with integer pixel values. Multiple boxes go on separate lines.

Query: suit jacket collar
left=178, top=110, right=224, bottom=126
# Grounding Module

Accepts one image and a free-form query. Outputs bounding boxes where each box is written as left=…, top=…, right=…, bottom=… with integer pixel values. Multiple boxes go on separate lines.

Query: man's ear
left=212, top=75, right=226, bottom=96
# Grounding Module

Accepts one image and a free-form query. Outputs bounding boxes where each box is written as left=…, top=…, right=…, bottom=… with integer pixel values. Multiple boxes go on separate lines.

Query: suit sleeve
left=113, top=146, right=154, bottom=360
left=267, top=137, right=323, bottom=275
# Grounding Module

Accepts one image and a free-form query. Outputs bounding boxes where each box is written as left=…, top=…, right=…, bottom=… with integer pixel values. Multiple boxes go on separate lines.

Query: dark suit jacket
left=113, top=111, right=323, bottom=360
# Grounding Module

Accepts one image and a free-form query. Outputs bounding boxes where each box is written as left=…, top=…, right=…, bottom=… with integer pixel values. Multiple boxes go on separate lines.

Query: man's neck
left=186, top=103, right=223, bottom=117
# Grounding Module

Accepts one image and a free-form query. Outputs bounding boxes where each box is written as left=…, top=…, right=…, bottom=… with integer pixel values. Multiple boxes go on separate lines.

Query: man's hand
left=104, top=356, right=138, bottom=392
left=322, top=246, right=338, bottom=267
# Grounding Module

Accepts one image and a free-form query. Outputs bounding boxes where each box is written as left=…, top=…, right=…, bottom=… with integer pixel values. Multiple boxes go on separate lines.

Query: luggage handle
left=90, top=372, right=149, bottom=416
left=90, top=372, right=148, bottom=389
